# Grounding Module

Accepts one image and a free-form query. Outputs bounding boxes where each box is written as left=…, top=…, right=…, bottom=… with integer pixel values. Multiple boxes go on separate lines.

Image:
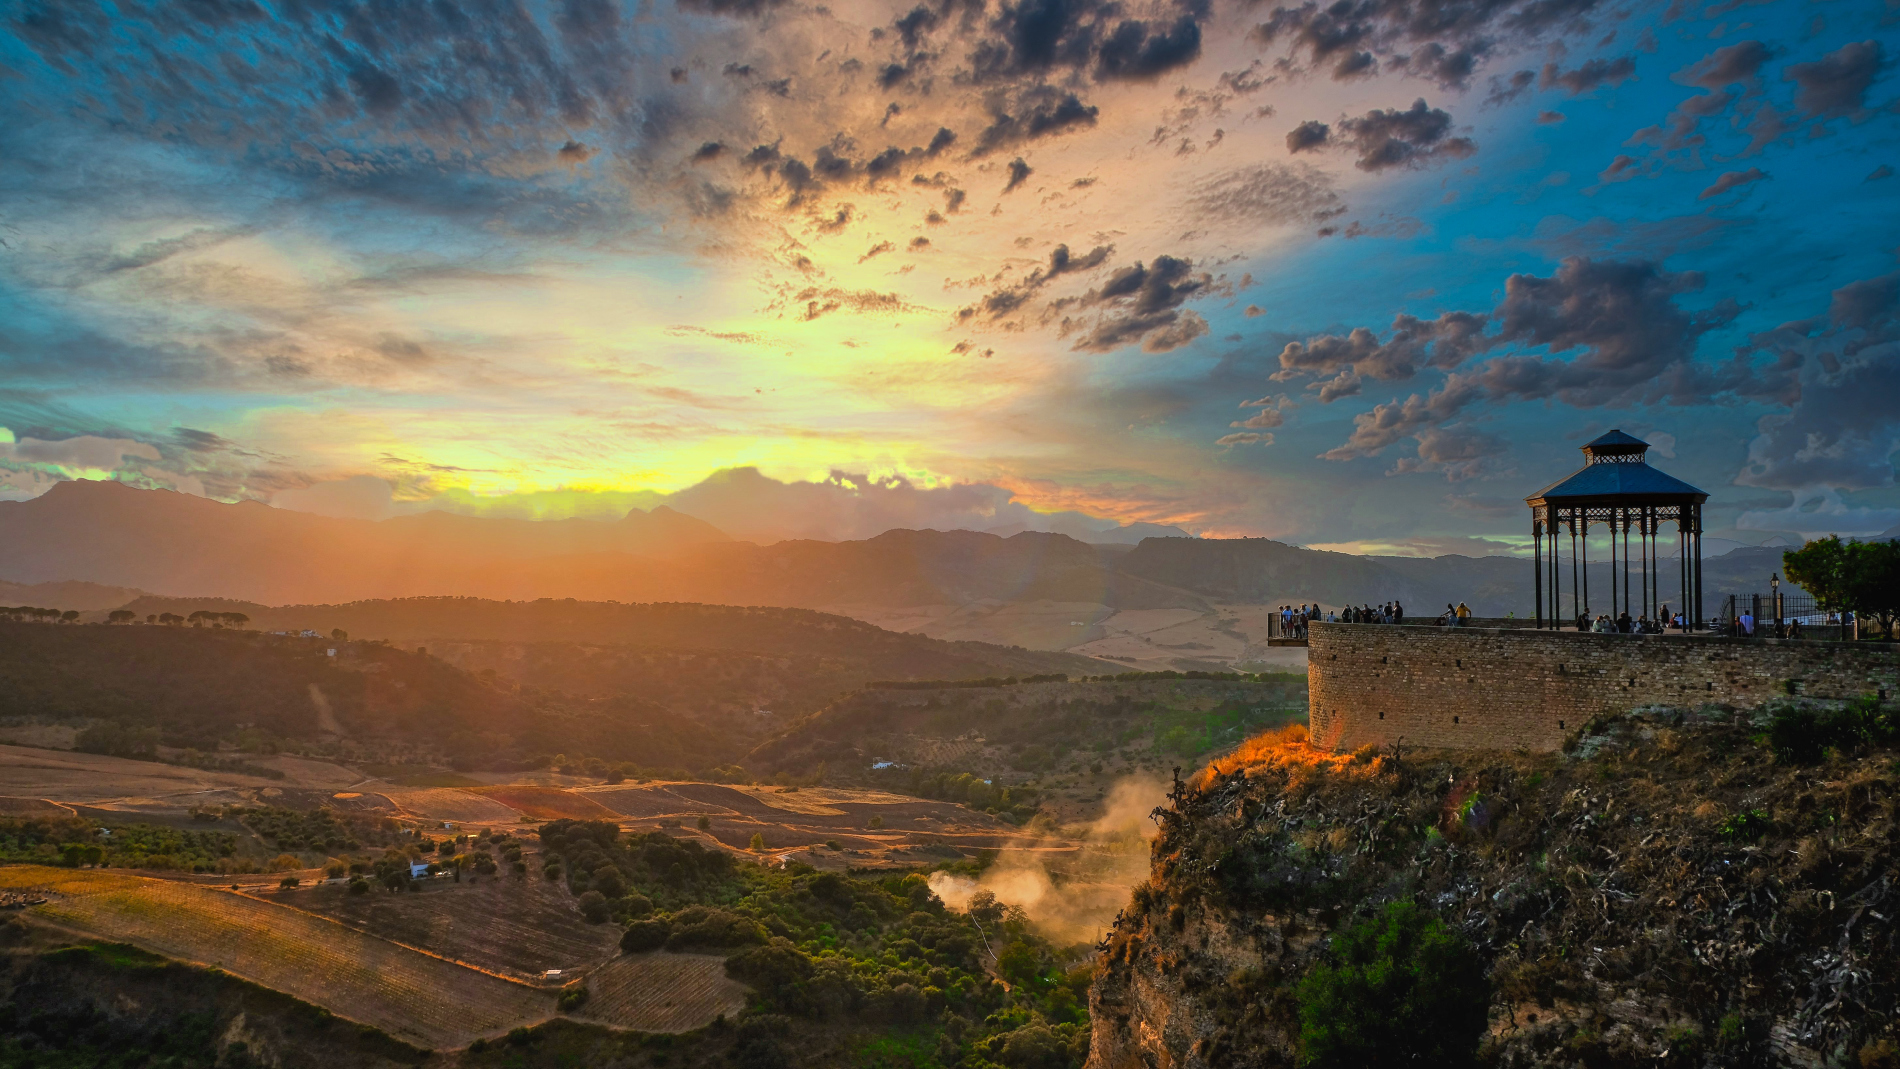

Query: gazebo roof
left=1581, top=429, right=1649, bottom=453
left=1526, top=429, right=1709, bottom=506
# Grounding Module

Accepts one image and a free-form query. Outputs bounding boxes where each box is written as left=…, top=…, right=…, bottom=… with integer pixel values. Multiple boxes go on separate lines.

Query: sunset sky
left=2, top=0, right=1896, bottom=553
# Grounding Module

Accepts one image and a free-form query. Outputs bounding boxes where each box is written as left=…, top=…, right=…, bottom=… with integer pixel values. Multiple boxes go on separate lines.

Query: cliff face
left=1087, top=706, right=1899, bottom=1068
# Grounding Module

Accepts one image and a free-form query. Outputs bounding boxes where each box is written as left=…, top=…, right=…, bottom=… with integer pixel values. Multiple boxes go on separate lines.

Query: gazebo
left=1526, top=430, right=1708, bottom=630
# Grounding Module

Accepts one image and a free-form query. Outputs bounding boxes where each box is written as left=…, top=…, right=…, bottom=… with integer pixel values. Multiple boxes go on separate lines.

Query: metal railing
left=1715, top=593, right=1853, bottom=638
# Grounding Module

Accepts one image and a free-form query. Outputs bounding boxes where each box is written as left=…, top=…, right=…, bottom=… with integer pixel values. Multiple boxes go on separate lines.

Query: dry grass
left=576, top=951, right=749, bottom=1033
left=0, top=864, right=554, bottom=1049
left=1195, top=723, right=1394, bottom=790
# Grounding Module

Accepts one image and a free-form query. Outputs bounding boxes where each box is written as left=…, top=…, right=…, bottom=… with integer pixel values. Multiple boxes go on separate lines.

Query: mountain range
left=0, top=481, right=1831, bottom=666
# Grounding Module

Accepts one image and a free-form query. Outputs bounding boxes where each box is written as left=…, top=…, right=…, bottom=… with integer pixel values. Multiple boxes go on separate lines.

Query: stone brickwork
left=1307, top=622, right=1900, bottom=753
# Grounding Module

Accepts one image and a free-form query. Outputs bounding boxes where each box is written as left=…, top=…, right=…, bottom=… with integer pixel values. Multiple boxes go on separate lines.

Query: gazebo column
left=1532, top=518, right=1543, bottom=629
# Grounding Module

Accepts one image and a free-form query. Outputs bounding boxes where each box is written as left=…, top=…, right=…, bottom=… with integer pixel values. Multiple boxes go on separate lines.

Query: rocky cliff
left=1087, top=703, right=1899, bottom=1068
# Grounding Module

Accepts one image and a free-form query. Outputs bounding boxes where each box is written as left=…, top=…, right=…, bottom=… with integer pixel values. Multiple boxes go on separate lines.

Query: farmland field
left=0, top=864, right=555, bottom=1049
left=577, top=951, right=750, bottom=1033
left=384, top=787, right=523, bottom=825
left=293, top=870, right=619, bottom=981
left=461, top=785, right=620, bottom=820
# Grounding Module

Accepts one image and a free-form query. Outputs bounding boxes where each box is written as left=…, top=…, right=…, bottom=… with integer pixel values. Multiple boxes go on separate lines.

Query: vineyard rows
left=578, top=951, right=749, bottom=1033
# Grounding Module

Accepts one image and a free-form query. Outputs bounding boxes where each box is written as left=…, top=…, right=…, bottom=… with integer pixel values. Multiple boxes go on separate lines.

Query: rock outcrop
left=1088, top=705, right=1900, bottom=1068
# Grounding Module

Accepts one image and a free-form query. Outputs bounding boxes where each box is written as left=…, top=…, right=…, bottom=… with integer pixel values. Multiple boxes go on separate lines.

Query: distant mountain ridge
left=0, top=479, right=728, bottom=602
left=0, top=482, right=1823, bottom=626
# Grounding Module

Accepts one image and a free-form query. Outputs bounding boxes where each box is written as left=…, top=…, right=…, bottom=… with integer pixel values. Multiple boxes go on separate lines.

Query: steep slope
left=1089, top=705, right=1898, bottom=1068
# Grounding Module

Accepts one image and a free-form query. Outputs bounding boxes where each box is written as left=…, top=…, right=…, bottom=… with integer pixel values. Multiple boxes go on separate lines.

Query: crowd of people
left=1273, top=600, right=1486, bottom=637
left=1578, top=606, right=1684, bottom=634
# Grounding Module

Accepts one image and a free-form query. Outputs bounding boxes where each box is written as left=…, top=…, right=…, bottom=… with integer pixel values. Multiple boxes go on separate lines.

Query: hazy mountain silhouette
left=0, top=480, right=728, bottom=603
left=0, top=482, right=1815, bottom=624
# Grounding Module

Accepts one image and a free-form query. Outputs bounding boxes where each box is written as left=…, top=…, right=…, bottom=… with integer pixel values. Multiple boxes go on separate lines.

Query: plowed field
left=385, top=787, right=522, bottom=825
left=461, top=786, right=619, bottom=820
left=0, top=865, right=554, bottom=1049
left=578, top=952, right=750, bottom=1033
left=296, top=871, right=618, bottom=980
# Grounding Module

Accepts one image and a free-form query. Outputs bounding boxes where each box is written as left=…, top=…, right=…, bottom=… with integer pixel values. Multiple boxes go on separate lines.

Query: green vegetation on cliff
left=1093, top=699, right=1900, bottom=1068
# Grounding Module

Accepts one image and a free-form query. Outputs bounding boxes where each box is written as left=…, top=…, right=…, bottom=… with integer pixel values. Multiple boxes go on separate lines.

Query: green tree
left=1786, top=537, right=1900, bottom=637
left=749, top=832, right=767, bottom=852
left=1295, top=901, right=1490, bottom=1069
left=1784, top=536, right=1854, bottom=611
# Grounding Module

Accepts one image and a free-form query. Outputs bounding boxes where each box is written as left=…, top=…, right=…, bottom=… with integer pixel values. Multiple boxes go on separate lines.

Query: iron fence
left=1715, top=593, right=1852, bottom=638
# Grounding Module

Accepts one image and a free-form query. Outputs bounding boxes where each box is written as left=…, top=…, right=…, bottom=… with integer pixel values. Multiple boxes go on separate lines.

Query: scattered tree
left=1295, top=901, right=1489, bottom=1069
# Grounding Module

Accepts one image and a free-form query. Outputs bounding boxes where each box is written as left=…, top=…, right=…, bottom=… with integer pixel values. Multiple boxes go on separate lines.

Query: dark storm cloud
left=1333, top=99, right=1476, bottom=172
left=1249, top=0, right=1608, bottom=91
left=964, top=242, right=1113, bottom=319
left=1738, top=273, right=1900, bottom=493
left=964, top=0, right=1208, bottom=85
left=1071, top=254, right=1212, bottom=353
left=972, top=88, right=1100, bottom=155
left=1697, top=167, right=1767, bottom=200
left=1276, top=310, right=1490, bottom=384
left=1675, top=40, right=1770, bottom=89
left=1539, top=55, right=1635, bottom=95
left=676, top=0, right=791, bottom=18
left=1003, top=157, right=1033, bottom=192
left=1785, top=41, right=1883, bottom=120
left=1484, top=68, right=1534, bottom=106
left=1289, top=258, right=1768, bottom=465
left=1285, top=120, right=1331, bottom=153
left=1094, top=16, right=1204, bottom=81
left=172, top=427, right=234, bottom=451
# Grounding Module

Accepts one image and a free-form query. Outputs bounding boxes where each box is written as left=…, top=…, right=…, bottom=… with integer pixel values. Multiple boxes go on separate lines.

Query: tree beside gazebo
left=1783, top=536, right=1900, bottom=639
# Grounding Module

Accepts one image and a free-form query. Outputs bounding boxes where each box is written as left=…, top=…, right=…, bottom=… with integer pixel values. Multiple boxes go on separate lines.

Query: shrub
left=726, top=937, right=815, bottom=990
left=577, top=890, right=611, bottom=923
left=697, top=815, right=712, bottom=830
left=621, top=919, right=670, bottom=953
left=1295, top=901, right=1489, bottom=1068
left=278, top=876, right=299, bottom=889
left=666, top=906, right=765, bottom=950
left=867, top=815, right=884, bottom=829
left=1769, top=697, right=1897, bottom=763
left=557, top=984, right=590, bottom=1012
left=347, top=877, right=369, bottom=895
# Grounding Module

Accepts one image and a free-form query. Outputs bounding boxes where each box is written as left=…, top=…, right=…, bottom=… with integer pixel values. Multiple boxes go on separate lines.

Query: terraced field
left=578, top=951, right=750, bottom=1033
left=0, top=865, right=554, bottom=1049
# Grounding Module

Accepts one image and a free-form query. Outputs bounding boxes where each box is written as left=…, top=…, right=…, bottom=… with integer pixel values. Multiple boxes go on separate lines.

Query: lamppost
left=1771, top=572, right=1782, bottom=639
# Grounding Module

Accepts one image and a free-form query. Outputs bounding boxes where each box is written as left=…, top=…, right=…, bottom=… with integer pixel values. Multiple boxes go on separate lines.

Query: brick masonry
left=1306, top=622, right=1900, bottom=753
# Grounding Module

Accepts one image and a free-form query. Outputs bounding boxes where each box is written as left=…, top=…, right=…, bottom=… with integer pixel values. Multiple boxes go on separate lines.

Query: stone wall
left=1307, top=622, right=1900, bottom=753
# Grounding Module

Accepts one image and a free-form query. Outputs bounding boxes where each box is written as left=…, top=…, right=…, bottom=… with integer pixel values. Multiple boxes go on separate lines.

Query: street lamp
left=1771, top=572, right=1781, bottom=638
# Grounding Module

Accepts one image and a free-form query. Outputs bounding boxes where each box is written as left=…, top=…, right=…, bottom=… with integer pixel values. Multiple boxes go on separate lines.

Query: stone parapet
left=1306, top=622, right=1900, bottom=753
